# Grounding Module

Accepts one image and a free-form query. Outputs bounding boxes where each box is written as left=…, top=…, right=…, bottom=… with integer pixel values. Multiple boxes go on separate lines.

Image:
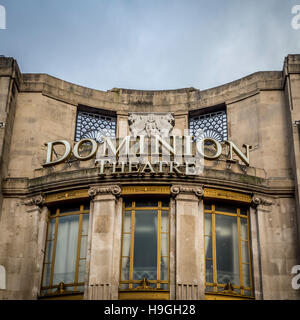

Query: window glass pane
left=121, top=232, right=131, bottom=281
left=205, top=214, right=212, bottom=236
left=133, top=210, right=157, bottom=281
left=161, top=283, right=169, bottom=290
left=76, top=285, right=84, bottom=292
left=80, top=235, right=88, bottom=259
left=42, top=288, right=54, bottom=295
left=121, top=257, right=130, bottom=281
left=241, top=241, right=249, bottom=264
left=161, top=211, right=169, bottom=232
left=204, top=236, right=212, bottom=259
left=53, top=215, right=79, bottom=285
left=81, top=214, right=89, bottom=235
left=243, top=264, right=251, bottom=288
left=161, top=233, right=168, bottom=257
left=215, top=203, right=237, bottom=214
left=244, top=289, right=251, bottom=296
left=121, top=233, right=131, bottom=257
left=120, top=283, right=129, bottom=290
left=205, top=285, right=214, bottom=292
left=161, top=257, right=168, bottom=281
left=123, top=211, right=131, bottom=233
left=240, top=218, right=248, bottom=240
left=135, top=200, right=158, bottom=207
left=215, top=214, right=240, bottom=286
left=45, top=240, right=54, bottom=264
left=43, top=263, right=51, bottom=286
left=206, top=259, right=213, bottom=283
left=47, top=219, right=56, bottom=241
left=78, top=260, right=86, bottom=283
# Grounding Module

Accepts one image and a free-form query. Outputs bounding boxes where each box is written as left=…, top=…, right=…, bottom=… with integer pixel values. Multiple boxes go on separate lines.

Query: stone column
left=23, top=194, right=48, bottom=299
left=171, top=185, right=205, bottom=300
left=250, top=195, right=273, bottom=300
left=86, top=185, right=122, bottom=300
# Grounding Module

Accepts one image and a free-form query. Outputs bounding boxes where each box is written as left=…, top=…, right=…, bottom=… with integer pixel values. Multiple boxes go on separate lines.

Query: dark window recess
left=189, top=107, right=228, bottom=142
left=75, top=109, right=116, bottom=143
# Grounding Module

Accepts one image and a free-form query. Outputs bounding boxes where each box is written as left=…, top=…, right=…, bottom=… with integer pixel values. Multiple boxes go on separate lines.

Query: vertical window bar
left=129, top=201, right=135, bottom=289
left=212, top=205, right=217, bottom=292
left=120, top=201, right=125, bottom=287
left=157, top=201, right=162, bottom=289
left=237, top=208, right=244, bottom=295
left=247, top=211, right=254, bottom=296
left=74, top=205, right=84, bottom=291
left=49, top=208, right=60, bottom=290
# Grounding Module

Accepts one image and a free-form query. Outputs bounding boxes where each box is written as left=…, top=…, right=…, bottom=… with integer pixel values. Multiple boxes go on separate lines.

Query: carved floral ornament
left=88, top=185, right=122, bottom=199
left=170, top=185, right=204, bottom=198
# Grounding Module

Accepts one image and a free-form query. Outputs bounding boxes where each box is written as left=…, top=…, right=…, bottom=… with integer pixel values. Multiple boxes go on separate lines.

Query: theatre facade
left=0, top=55, right=300, bottom=300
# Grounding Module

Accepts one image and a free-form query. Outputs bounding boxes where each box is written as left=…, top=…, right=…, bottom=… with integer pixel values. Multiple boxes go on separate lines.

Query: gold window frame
left=40, top=189, right=90, bottom=300
left=119, top=186, right=171, bottom=300
left=203, top=188, right=254, bottom=300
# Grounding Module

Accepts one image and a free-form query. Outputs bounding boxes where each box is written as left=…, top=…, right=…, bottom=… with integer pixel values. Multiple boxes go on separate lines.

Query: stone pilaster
left=250, top=195, right=273, bottom=300
left=86, top=185, right=122, bottom=300
left=23, top=194, right=48, bottom=299
left=171, top=185, right=205, bottom=300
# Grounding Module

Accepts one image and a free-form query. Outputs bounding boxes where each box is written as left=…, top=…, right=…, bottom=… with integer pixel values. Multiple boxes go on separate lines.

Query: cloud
left=0, top=0, right=299, bottom=90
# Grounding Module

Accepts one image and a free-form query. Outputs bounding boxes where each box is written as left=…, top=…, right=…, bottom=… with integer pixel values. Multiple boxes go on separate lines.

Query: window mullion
left=212, top=205, right=217, bottom=292
left=74, top=206, right=84, bottom=291
left=247, top=212, right=254, bottom=296
left=49, top=209, right=60, bottom=289
left=157, top=201, right=162, bottom=289
left=237, top=208, right=244, bottom=295
left=129, top=201, right=135, bottom=289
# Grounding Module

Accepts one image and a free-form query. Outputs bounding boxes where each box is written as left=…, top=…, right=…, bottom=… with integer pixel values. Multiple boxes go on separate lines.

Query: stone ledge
left=2, top=167, right=294, bottom=199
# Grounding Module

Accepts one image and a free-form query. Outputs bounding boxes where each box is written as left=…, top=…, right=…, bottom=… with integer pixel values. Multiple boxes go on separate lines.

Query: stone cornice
left=171, top=185, right=204, bottom=198
left=18, top=70, right=285, bottom=112
left=1, top=168, right=295, bottom=199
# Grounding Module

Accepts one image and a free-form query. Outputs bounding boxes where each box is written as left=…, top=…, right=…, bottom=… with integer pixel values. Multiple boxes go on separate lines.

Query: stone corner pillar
left=171, top=185, right=205, bottom=300
left=250, top=194, right=273, bottom=300
left=85, top=185, right=122, bottom=300
left=23, top=194, right=48, bottom=299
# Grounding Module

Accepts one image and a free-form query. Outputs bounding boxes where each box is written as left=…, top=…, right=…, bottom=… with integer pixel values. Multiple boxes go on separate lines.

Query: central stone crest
left=128, top=112, right=175, bottom=137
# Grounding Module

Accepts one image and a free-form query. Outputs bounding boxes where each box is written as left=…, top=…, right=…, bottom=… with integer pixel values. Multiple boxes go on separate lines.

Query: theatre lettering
left=43, top=135, right=252, bottom=176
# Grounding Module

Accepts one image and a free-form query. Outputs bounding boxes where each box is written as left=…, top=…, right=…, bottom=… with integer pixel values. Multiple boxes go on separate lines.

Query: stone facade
left=0, top=55, right=299, bottom=300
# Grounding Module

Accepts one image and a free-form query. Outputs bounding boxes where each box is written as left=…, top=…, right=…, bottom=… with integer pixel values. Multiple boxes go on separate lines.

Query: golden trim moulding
left=45, top=189, right=89, bottom=204
left=121, top=185, right=170, bottom=195
left=203, top=188, right=252, bottom=203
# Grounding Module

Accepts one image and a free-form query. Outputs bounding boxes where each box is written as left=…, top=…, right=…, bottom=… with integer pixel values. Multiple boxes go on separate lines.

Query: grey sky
left=0, top=0, right=300, bottom=91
